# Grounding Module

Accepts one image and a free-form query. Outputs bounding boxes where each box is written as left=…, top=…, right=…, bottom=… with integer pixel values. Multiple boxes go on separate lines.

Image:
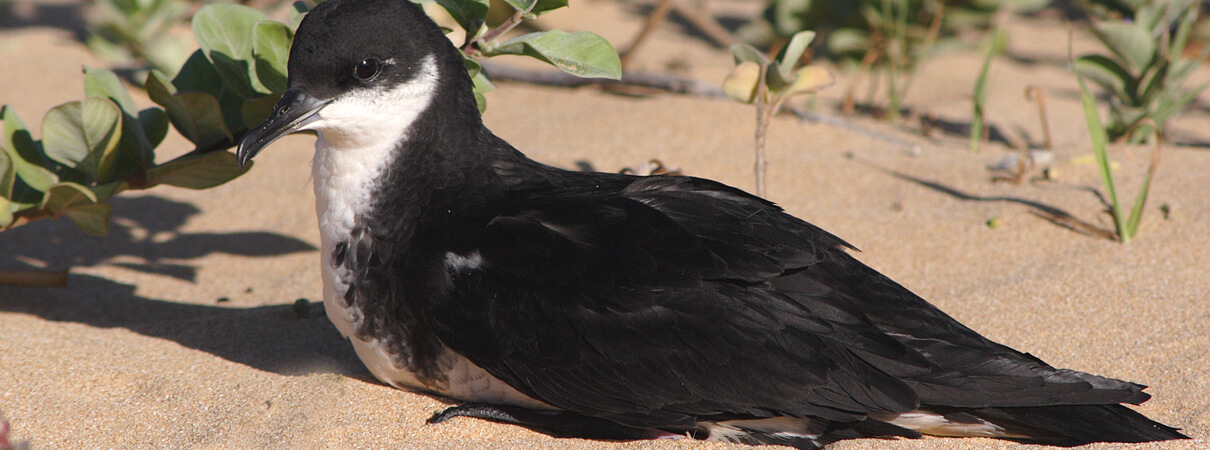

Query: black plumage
left=235, top=0, right=1188, bottom=447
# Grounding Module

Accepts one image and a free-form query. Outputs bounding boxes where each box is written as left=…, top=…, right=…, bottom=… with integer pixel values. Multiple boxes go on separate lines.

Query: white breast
left=306, top=54, right=550, bottom=410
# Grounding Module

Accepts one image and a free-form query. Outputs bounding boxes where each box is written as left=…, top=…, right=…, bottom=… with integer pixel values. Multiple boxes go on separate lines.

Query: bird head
left=237, top=0, right=479, bottom=167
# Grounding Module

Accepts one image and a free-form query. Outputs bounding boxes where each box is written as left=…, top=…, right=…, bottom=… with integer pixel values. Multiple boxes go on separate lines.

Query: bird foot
left=427, top=403, right=669, bottom=441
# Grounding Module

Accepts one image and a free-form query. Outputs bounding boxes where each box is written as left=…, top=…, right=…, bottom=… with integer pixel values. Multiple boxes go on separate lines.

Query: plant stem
left=1026, top=86, right=1053, bottom=149
left=463, top=10, right=525, bottom=55
left=753, top=71, right=772, bottom=198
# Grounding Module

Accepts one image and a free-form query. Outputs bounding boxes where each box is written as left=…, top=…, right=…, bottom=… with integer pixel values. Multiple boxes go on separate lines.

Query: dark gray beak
left=236, top=89, right=331, bottom=168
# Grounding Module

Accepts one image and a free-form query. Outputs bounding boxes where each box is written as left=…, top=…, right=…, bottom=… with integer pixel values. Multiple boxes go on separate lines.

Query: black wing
left=424, top=175, right=1146, bottom=429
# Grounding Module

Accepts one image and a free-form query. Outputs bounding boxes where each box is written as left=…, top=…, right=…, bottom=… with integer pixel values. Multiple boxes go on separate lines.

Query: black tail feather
left=963, top=404, right=1189, bottom=446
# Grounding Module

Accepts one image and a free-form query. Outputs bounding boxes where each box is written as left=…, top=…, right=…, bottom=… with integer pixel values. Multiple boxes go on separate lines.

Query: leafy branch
left=0, top=0, right=620, bottom=238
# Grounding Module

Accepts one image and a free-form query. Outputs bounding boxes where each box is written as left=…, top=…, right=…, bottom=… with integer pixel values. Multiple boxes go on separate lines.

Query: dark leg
left=427, top=403, right=674, bottom=441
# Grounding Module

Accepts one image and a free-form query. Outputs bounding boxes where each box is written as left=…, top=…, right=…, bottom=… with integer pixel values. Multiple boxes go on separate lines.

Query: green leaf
left=289, top=1, right=310, bottom=30
left=784, top=65, right=834, bottom=96
left=764, top=60, right=792, bottom=92
left=0, top=145, right=13, bottom=198
left=1076, top=72, right=1127, bottom=242
left=83, top=66, right=138, bottom=115
left=436, top=0, right=490, bottom=33
left=488, top=31, right=621, bottom=79
left=1075, top=54, right=1135, bottom=103
left=38, top=180, right=112, bottom=235
left=139, top=107, right=170, bottom=149
left=172, top=50, right=224, bottom=95
left=1091, top=22, right=1156, bottom=74
left=1, top=106, right=57, bottom=192
left=723, top=61, right=762, bottom=104
left=730, top=43, right=770, bottom=66
left=42, top=98, right=124, bottom=183
left=253, top=20, right=293, bottom=94
left=775, top=30, right=815, bottom=77
left=500, top=0, right=567, bottom=15
left=64, top=202, right=112, bottom=236
left=0, top=195, right=12, bottom=227
left=466, top=56, right=495, bottom=113
left=971, top=40, right=995, bottom=153
left=146, top=71, right=233, bottom=149
left=38, top=181, right=98, bottom=213
left=85, top=66, right=155, bottom=167
left=501, top=0, right=538, bottom=13
left=145, top=151, right=248, bottom=190
left=193, top=4, right=269, bottom=98
left=241, top=94, right=282, bottom=130
left=530, top=0, right=568, bottom=15
left=1124, top=143, right=1159, bottom=239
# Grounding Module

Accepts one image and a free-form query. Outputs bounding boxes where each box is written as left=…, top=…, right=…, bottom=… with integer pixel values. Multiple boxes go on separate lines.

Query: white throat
left=308, top=54, right=440, bottom=338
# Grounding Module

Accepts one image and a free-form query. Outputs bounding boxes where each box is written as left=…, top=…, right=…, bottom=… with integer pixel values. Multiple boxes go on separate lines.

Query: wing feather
left=423, top=174, right=1146, bottom=430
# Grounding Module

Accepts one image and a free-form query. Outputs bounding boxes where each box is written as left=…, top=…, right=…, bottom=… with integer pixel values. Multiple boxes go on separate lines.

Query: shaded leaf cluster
left=1074, top=0, right=1209, bottom=143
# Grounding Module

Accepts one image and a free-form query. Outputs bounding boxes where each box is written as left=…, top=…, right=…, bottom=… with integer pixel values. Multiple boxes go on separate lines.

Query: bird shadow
left=0, top=194, right=363, bottom=377
left=0, top=272, right=367, bottom=377
left=0, top=195, right=316, bottom=282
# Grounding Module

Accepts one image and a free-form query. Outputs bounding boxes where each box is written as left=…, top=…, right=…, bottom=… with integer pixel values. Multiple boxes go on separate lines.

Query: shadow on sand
left=0, top=194, right=366, bottom=378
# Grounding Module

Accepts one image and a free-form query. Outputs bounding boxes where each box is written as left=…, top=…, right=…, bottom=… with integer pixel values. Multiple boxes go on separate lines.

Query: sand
left=1, top=1, right=1207, bottom=449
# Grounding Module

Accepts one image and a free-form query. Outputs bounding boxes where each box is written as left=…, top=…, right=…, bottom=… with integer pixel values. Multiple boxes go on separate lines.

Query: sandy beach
left=1, top=1, right=1207, bottom=448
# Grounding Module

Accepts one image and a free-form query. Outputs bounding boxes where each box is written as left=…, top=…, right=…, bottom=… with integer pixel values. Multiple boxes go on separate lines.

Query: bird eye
left=353, top=59, right=383, bottom=81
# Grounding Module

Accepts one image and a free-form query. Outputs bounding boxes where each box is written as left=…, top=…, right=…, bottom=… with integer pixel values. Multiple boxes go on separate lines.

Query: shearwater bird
left=235, top=0, right=1187, bottom=447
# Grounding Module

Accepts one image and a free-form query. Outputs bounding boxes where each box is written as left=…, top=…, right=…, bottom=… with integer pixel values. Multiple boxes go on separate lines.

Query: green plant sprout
left=723, top=31, right=835, bottom=198
left=1074, top=0, right=1210, bottom=143
left=1073, top=38, right=1162, bottom=244
left=0, top=0, right=620, bottom=237
left=969, top=27, right=1007, bottom=153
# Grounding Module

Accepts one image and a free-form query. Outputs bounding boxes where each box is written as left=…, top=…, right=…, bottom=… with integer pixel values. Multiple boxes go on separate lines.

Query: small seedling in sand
left=969, top=27, right=1007, bottom=153
left=723, top=31, right=835, bottom=197
left=1074, top=45, right=1163, bottom=244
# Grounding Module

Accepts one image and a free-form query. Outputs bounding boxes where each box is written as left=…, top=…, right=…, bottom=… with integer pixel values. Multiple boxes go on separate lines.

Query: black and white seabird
left=236, top=0, right=1188, bottom=447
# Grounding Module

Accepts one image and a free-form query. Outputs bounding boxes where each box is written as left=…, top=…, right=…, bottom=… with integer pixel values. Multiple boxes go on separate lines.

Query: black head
left=237, top=0, right=479, bottom=166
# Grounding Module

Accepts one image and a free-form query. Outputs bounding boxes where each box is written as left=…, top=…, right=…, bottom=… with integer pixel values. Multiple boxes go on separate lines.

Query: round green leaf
left=139, top=107, right=170, bottom=149
left=1091, top=22, right=1156, bottom=74
left=2, top=106, right=57, bottom=192
left=253, top=20, right=293, bottom=94
left=42, top=98, right=124, bottom=183
left=146, top=71, right=233, bottom=149
left=488, top=31, right=621, bottom=79
left=723, top=61, right=762, bottom=104
left=83, top=66, right=138, bottom=115
left=193, top=4, right=269, bottom=98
